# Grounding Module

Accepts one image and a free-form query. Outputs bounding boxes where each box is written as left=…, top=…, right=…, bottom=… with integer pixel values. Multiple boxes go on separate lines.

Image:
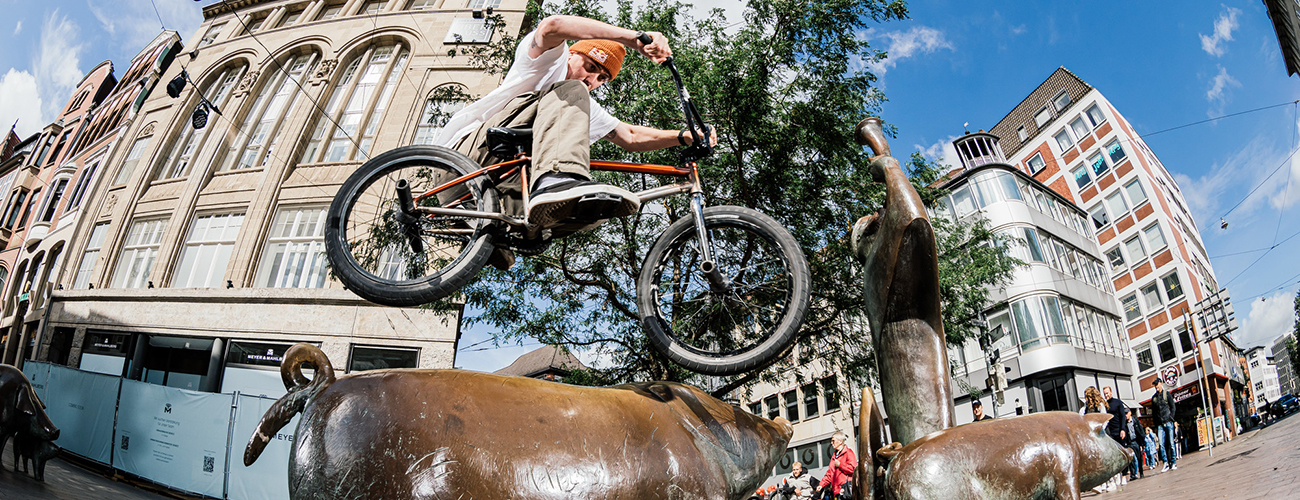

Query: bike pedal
left=575, top=193, right=624, bottom=220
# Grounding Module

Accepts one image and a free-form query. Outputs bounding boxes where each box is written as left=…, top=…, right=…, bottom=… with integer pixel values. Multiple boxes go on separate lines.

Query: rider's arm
left=529, top=15, right=671, bottom=63
left=605, top=123, right=718, bottom=152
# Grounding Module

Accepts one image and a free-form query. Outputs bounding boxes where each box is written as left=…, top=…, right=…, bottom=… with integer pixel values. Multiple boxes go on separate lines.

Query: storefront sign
left=1171, top=383, right=1199, bottom=403
left=1196, top=417, right=1210, bottom=446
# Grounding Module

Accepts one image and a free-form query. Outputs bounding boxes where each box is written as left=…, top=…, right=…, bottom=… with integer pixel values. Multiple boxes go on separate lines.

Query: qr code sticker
left=203, top=455, right=215, bottom=473
left=120, top=435, right=129, bottom=450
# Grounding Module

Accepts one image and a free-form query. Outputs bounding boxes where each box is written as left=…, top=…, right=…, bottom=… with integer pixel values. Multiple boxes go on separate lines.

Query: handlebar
left=637, top=35, right=710, bottom=163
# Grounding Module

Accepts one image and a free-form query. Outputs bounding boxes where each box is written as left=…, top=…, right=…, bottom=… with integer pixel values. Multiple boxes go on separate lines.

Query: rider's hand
left=637, top=31, right=672, bottom=64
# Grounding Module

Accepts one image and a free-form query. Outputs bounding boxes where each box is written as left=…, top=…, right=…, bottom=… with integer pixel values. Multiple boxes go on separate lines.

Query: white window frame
left=73, top=223, right=110, bottom=289
left=1025, top=153, right=1046, bottom=174
left=1123, top=178, right=1147, bottom=207
left=111, top=218, right=169, bottom=289
left=173, top=212, right=244, bottom=288
left=256, top=206, right=329, bottom=288
left=1033, top=106, right=1052, bottom=128
left=1052, top=90, right=1071, bottom=111
left=1143, top=223, right=1167, bottom=253
left=1124, top=235, right=1147, bottom=263
left=1054, top=129, right=1074, bottom=151
left=114, top=136, right=152, bottom=185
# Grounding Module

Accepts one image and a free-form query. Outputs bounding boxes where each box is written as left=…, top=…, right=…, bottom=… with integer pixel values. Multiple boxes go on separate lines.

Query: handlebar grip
left=637, top=31, right=653, bottom=45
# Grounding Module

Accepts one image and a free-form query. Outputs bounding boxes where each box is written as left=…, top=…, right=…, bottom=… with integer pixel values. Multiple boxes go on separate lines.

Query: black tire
left=325, top=145, right=498, bottom=307
left=637, top=206, right=811, bottom=375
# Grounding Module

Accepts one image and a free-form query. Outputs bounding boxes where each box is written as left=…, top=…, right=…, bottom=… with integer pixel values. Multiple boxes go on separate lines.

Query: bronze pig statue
left=245, top=344, right=793, bottom=500
left=1, top=364, right=60, bottom=475
left=880, top=412, right=1132, bottom=500
left=15, top=432, right=60, bottom=481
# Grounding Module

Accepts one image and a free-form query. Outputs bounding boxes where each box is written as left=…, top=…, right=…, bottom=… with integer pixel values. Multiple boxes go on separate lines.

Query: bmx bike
left=323, top=53, right=810, bottom=376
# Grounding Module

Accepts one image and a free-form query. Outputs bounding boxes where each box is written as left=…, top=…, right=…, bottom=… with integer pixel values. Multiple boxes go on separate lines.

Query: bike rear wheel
left=324, top=145, right=498, bottom=307
left=637, top=206, right=811, bottom=376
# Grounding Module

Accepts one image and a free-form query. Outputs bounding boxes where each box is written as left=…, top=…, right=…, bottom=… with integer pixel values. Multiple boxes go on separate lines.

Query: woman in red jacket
left=816, top=432, right=856, bottom=500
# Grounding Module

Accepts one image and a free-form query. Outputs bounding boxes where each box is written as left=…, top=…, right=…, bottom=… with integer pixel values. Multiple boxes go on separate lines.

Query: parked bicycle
left=323, top=53, right=810, bottom=376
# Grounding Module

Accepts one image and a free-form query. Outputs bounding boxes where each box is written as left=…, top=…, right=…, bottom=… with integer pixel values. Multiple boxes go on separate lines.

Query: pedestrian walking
left=1152, top=379, right=1179, bottom=471
left=1127, top=409, right=1145, bottom=479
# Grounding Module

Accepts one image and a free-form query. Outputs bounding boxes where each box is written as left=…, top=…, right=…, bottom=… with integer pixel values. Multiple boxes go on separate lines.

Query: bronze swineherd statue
left=851, top=117, right=1130, bottom=500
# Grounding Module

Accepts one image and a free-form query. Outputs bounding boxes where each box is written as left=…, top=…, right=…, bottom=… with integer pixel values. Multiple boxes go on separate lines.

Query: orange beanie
left=570, top=39, right=627, bottom=80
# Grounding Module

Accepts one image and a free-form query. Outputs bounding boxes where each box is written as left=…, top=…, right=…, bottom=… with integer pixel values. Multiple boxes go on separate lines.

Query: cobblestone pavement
left=1088, top=410, right=1300, bottom=500
left=0, top=441, right=174, bottom=500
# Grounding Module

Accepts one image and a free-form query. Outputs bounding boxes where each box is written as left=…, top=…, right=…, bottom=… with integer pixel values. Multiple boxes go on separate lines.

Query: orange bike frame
left=409, top=155, right=703, bottom=227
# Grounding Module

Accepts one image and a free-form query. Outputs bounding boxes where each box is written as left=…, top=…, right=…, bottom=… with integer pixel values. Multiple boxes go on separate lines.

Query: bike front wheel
left=324, top=145, right=498, bottom=307
left=637, top=206, right=811, bottom=376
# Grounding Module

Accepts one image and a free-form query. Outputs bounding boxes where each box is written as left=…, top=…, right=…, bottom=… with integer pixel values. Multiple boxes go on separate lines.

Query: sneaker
left=527, top=175, right=639, bottom=229
left=1171, top=464, right=1177, bottom=470
left=1161, top=464, right=1170, bottom=472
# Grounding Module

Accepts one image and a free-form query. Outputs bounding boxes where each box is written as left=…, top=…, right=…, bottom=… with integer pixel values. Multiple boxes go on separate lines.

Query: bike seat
left=487, top=127, right=533, bottom=158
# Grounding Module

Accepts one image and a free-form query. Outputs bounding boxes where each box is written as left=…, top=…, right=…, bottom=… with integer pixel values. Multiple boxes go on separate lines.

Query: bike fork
left=690, top=192, right=729, bottom=292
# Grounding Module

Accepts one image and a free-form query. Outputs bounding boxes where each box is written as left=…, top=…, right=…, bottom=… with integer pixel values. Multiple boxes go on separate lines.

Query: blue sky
left=2, top=1, right=1298, bottom=371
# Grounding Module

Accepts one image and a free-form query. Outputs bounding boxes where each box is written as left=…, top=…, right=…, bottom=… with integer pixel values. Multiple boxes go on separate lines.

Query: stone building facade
left=13, top=0, right=530, bottom=397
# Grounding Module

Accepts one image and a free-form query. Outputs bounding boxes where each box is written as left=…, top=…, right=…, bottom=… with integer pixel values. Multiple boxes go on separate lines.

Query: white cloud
left=1009, top=24, right=1026, bottom=36
left=1205, top=65, right=1240, bottom=117
left=87, top=0, right=204, bottom=54
left=12, top=20, right=21, bottom=37
left=0, top=69, right=43, bottom=137
left=863, top=25, right=955, bottom=76
left=34, top=10, right=84, bottom=125
left=0, top=11, right=82, bottom=137
left=915, top=135, right=962, bottom=171
left=1199, top=6, right=1240, bottom=57
left=1237, top=290, right=1297, bottom=348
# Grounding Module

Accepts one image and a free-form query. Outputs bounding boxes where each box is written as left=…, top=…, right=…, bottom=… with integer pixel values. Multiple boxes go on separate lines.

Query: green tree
left=1290, top=292, right=1300, bottom=384
left=456, top=0, right=1019, bottom=396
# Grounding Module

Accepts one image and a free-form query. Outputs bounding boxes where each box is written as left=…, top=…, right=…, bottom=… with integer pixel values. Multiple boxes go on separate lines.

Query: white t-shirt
left=435, top=31, right=621, bottom=148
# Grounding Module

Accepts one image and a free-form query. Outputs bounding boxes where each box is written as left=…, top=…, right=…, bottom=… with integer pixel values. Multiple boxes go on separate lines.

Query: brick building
left=987, top=67, right=1240, bottom=444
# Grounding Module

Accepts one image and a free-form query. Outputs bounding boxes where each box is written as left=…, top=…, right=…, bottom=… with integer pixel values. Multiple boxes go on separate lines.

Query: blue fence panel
left=114, top=380, right=234, bottom=498
left=227, top=394, right=296, bottom=500
left=43, top=364, right=120, bottom=464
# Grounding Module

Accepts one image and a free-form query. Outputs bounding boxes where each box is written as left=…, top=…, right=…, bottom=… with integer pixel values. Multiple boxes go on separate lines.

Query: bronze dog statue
left=245, top=344, right=793, bottom=500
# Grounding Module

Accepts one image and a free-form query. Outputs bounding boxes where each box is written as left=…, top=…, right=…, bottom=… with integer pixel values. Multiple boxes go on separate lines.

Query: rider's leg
left=527, top=80, right=639, bottom=228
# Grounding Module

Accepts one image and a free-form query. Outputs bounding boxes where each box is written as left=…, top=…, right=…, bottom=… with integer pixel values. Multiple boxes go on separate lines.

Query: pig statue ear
left=16, top=386, right=35, bottom=416
left=632, top=382, right=676, bottom=403
left=1084, top=412, right=1113, bottom=433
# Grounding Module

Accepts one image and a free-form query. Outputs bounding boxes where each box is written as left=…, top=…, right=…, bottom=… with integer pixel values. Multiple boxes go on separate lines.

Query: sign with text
left=1171, top=383, right=1199, bottom=403
left=444, top=17, right=495, bottom=44
left=114, top=380, right=233, bottom=498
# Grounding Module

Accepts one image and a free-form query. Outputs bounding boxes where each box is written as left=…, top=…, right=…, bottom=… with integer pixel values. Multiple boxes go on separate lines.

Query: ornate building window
left=173, top=212, right=244, bottom=288
left=111, top=218, right=169, bottom=289
left=158, top=64, right=245, bottom=180
left=301, top=43, right=409, bottom=163
left=220, top=53, right=319, bottom=171
left=255, top=206, right=328, bottom=288
left=113, top=136, right=152, bottom=185
left=73, top=223, right=110, bottom=289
